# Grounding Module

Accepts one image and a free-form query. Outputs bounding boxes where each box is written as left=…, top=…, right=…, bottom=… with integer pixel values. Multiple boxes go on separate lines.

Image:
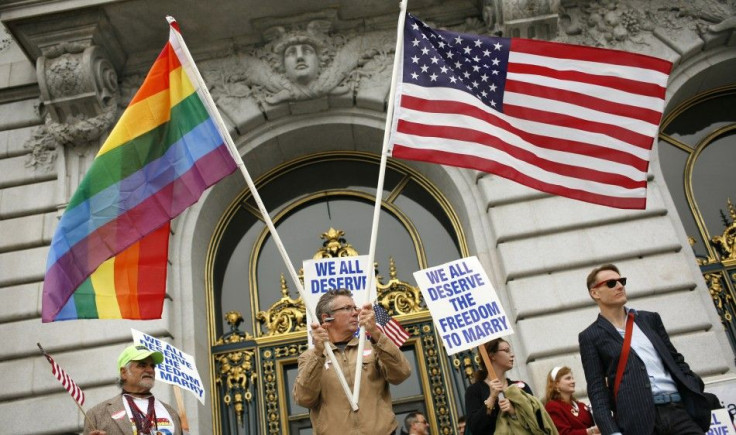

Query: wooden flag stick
left=478, top=343, right=505, bottom=400
left=173, top=386, right=190, bottom=432
left=478, top=344, right=497, bottom=380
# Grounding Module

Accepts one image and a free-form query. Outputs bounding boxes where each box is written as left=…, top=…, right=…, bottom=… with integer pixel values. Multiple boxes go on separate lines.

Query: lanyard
left=124, top=394, right=157, bottom=434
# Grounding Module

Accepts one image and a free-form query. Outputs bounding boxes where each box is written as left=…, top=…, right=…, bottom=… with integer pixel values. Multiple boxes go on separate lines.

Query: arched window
left=658, top=85, right=736, bottom=355
left=209, top=150, right=466, bottom=337
left=659, top=86, right=736, bottom=257
left=206, top=151, right=469, bottom=434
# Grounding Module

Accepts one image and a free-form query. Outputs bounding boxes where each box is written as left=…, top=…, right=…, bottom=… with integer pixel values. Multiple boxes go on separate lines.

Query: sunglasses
left=592, top=277, right=627, bottom=289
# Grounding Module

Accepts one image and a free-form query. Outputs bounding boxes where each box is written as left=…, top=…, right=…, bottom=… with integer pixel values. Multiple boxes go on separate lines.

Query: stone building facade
left=0, top=0, right=735, bottom=434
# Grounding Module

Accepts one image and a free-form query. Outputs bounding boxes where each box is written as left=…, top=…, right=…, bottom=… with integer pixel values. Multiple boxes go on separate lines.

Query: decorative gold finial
left=314, top=227, right=359, bottom=258
left=256, top=229, right=426, bottom=337
left=711, top=198, right=736, bottom=261
left=376, top=256, right=423, bottom=315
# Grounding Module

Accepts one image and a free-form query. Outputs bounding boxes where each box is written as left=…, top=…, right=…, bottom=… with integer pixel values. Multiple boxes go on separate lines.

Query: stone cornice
left=4, top=6, right=125, bottom=71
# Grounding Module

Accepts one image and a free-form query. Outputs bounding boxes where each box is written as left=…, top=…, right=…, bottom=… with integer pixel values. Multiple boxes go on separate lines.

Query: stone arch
left=166, top=106, right=487, bottom=432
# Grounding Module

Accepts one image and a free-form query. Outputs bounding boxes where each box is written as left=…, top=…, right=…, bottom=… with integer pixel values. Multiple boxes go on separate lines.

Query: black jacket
left=578, top=309, right=710, bottom=435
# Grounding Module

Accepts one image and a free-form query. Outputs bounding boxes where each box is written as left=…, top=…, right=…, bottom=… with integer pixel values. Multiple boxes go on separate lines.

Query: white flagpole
left=352, top=0, right=408, bottom=403
left=166, top=16, right=359, bottom=411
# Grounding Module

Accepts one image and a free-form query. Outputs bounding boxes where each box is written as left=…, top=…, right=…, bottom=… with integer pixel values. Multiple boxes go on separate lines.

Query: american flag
left=40, top=348, right=85, bottom=406
left=389, top=14, right=672, bottom=209
left=373, top=304, right=410, bottom=347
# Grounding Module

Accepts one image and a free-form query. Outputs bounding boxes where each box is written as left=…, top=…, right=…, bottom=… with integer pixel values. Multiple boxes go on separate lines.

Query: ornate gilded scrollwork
left=705, top=273, right=733, bottom=321
left=256, top=275, right=307, bottom=336
left=214, top=311, right=257, bottom=425
left=711, top=198, right=736, bottom=261
left=452, top=351, right=478, bottom=384
left=421, top=326, right=453, bottom=434
left=693, top=198, right=736, bottom=362
left=376, top=257, right=424, bottom=315
left=256, top=228, right=426, bottom=336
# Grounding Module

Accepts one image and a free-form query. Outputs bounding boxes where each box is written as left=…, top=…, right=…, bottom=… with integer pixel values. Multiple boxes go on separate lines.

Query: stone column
left=12, top=8, right=125, bottom=207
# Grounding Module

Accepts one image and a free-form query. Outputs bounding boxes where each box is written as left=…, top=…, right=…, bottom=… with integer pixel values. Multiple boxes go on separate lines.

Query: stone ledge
left=0, top=245, right=47, bottom=287
left=0, top=211, right=56, bottom=253
left=518, top=290, right=717, bottom=361
left=0, top=153, right=56, bottom=189
left=508, top=251, right=700, bottom=320
left=0, top=312, right=172, bottom=362
left=489, top=182, right=667, bottom=244
left=498, top=215, right=683, bottom=280
left=0, top=98, right=41, bottom=130
left=0, top=282, right=40, bottom=322
left=0, top=179, right=57, bottom=219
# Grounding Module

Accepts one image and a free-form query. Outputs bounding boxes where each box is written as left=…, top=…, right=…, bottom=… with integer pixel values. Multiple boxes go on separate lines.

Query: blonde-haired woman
left=544, top=366, right=599, bottom=435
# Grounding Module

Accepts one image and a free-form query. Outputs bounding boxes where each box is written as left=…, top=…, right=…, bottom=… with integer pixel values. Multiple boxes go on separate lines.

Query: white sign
left=708, top=408, right=736, bottom=435
left=413, top=256, right=512, bottom=355
left=707, top=379, right=736, bottom=428
left=302, top=256, right=371, bottom=345
left=131, top=329, right=205, bottom=405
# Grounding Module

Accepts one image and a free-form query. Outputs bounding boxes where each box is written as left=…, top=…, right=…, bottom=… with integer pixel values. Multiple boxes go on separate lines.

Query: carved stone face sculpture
left=283, top=43, right=320, bottom=85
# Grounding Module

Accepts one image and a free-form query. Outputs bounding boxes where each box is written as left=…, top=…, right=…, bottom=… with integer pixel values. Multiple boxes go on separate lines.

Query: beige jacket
left=293, top=333, right=411, bottom=435
left=83, top=394, right=182, bottom=435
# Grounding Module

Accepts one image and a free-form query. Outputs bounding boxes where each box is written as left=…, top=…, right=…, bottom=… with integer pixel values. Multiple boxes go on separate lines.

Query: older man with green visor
left=84, top=344, right=182, bottom=435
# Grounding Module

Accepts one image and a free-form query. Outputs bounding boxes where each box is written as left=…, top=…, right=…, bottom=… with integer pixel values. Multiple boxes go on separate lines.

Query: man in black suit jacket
left=578, top=264, right=711, bottom=435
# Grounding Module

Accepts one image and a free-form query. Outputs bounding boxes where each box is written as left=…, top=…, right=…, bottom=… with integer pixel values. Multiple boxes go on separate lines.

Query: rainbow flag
left=42, top=20, right=237, bottom=322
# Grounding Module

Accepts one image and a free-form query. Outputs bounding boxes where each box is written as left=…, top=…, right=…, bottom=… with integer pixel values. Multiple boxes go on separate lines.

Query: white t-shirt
left=121, top=395, right=177, bottom=435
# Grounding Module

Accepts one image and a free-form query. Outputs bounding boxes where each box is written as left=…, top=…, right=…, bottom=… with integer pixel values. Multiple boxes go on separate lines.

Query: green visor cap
left=117, top=344, right=164, bottom=370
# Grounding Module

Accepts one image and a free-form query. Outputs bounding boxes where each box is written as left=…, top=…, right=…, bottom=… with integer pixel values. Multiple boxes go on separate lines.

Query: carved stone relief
left=479, top=0, right=735, bottom=56
left=24, top=44, right=120, bottom=208
left=484, top=0, right=561, bottom=39
left=557, top=0, right=735, bottom=51
left=199, top=17, right=396, bottom=128
left=13, top=10, right=124, bottom=209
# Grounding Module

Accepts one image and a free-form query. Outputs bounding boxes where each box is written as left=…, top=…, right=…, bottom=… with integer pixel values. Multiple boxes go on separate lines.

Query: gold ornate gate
left=209, top=228, right=480, bottom=434
left=692, top=199, right=736, bottom=361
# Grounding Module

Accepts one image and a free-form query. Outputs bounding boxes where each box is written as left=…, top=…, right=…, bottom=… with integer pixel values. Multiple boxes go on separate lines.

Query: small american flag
left=373, top=304, right=410, bottom=347
left=39, top=345, right=85, bottom=406
left=389, top=14, right=672, bottom=209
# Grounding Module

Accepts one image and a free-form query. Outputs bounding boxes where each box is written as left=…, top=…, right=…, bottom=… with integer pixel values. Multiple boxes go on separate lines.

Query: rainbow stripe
left=42, top=23, right=237, bottom=322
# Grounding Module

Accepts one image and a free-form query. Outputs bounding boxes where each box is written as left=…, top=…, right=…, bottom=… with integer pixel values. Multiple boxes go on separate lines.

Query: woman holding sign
left=465, top=338, right=557, bottom=434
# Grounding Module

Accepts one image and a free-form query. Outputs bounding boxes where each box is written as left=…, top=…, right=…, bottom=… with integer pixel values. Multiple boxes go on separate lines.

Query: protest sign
left=302, top=255, right=371, bottom=345
left=131, top=329, right=206, bottom=405
left=707, top=380, right=736, bottom=429
left=413, top=256, right=512, bottom=355
left=708, top=408, right=736, bottom=435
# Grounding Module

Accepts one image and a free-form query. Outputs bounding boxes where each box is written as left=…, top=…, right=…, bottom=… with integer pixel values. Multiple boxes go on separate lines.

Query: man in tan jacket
left=294, top=289, right=411, bottom=435
left=84, top=344, right=182, bottom=435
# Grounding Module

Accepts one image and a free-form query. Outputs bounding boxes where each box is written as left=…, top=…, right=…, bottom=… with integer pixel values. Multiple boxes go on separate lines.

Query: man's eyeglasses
left=331, top=304, right=359, bottom=314
left=592, top=277, right=627, bottom=289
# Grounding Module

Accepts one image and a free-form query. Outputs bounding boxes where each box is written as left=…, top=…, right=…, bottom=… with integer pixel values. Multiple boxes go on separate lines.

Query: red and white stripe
left=377, top=318, right=411, bottom=347
left=45, top=354, right=85, bottom=406
left=391, top=36, right=671, bottom=209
